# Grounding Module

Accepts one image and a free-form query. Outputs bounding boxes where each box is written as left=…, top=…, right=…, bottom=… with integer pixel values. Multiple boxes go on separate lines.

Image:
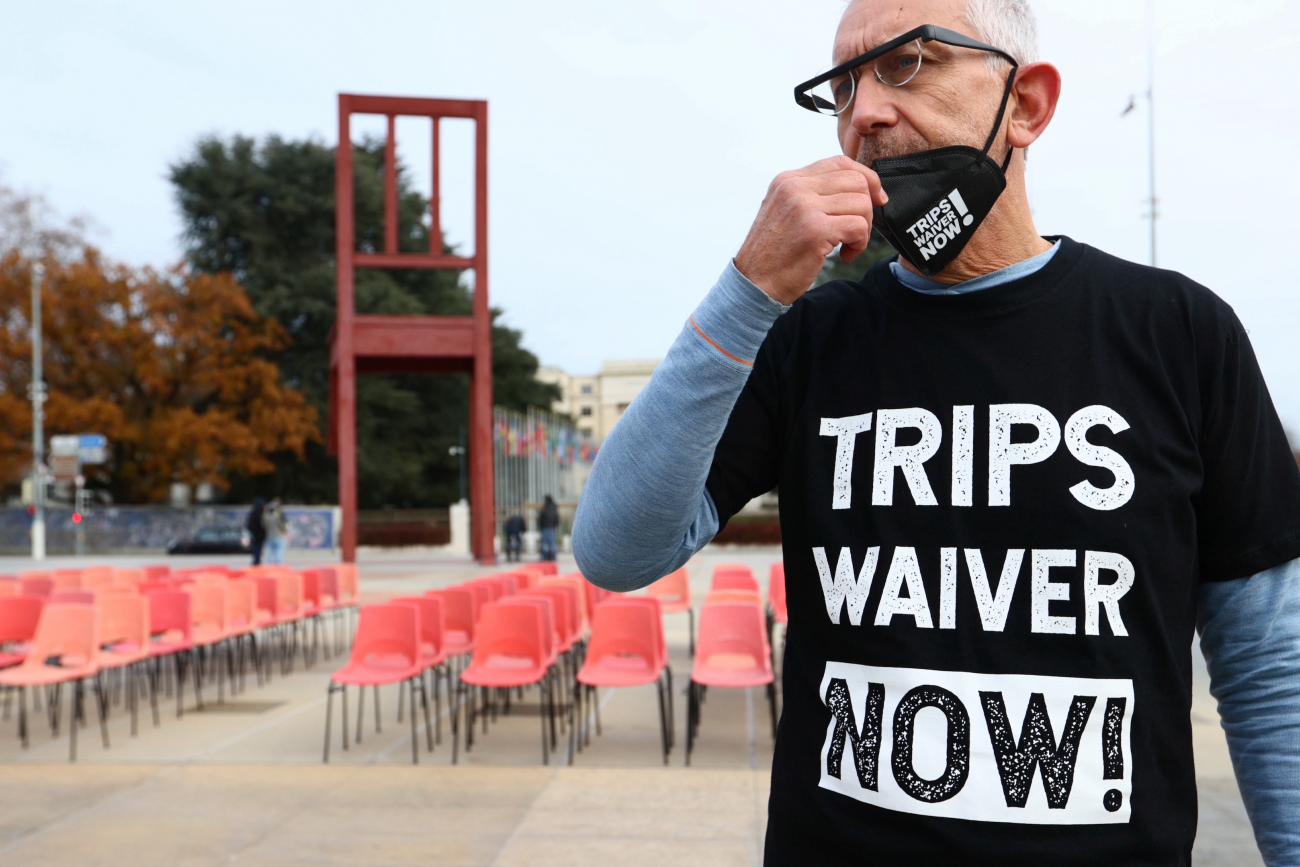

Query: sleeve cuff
left=688, top=260, right=791, bottom=366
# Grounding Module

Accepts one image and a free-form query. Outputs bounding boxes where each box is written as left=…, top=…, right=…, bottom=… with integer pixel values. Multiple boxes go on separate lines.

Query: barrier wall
left=0, top=506, right=340, bottom=555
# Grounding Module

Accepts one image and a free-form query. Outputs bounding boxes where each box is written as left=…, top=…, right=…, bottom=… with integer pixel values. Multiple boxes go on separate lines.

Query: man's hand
left=734, top=156, right=888, bottom=306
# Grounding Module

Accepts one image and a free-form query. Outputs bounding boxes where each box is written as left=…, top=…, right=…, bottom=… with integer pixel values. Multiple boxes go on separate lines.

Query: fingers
left=799, top=156, right=889, bottom=207
left=818, top=192, right=876, bottom=218
left=827, top=214, right=872, bottom=259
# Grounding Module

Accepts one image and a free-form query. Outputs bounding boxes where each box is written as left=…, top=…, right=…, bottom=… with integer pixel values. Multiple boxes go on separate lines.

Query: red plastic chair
left=475, top=594, right=565, bottom=754
left=0, top=603, right=107, bottom=761
left=508, top=596, right=560, bottom=665
left=685, top=603, right=777, bottom=765
left=98, top=594, right=156, bottom=734
left=53, top=571, right=87, bottom=591
left=603, top=597, right=668, bottom=666
left=51, top=590, right=96, bottom=605
left=0, top=596, right=44, bottom=669
left=323, top=604, right=430, bottom=765
left=219, top=577, right=261, bottom=691
left=601, top=594, right=674, bottom=733
left=477, top=577, right=508, bottom=602
left=190, top=582, right=230, bottom=648
left=459, top=600, right=563, bottom=764
left=19, top=577, right=53, bottom=599
left=314, top=568, right=348, bottom=657
left=0, top=579, right=18, bottom=598
left=646, top=567, right=695, bottom=656
left=768, top=563, right=788, bottom=626
left=711, top=564, right=759, bottom=594
left=430, top=588, right=475, bottom=660
left=509, top=569, right=539, bottom=591
left=111, top=568, right=146, bottom=589
left=541, top=576, right=591, bottom=636
left=146, top=591, right=200, bottom=717
left=577, top=600, right=672, bottom=763
left=463, top=582, right=494, bottom=617
left=335, top=564, right=360, bottom=641
left=391, top=595, right=450, bottom=747
left=572, top=574, right=611, bottom=623
left=299, top=569, right=331, bottom=666
left=189, top=581, right=243, bottom=701
left=524, top=586, right=580, bottom=654
left=704, top=589, right=764, bottom=608
left=52, top=568, right=83, bottom=584
left=767, top=562, right=788, bottom=673
left=264, top=572, right=308, bottom=675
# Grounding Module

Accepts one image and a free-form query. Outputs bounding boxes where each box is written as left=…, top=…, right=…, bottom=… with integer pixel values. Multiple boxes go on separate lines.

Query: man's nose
left=846, top=77, right=900, bottom=136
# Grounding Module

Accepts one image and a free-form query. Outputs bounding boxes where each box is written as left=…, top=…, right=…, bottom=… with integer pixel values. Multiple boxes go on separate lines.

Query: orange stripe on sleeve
left=688, top=317, right=753, bottom=368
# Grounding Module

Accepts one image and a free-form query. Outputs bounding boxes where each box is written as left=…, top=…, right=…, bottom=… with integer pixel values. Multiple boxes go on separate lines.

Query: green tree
left=169, top=135, right=559, bottom=507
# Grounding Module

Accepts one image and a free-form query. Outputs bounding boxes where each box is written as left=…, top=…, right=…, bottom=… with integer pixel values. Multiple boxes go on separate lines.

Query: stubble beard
left=855, top=133, right=934, bottom=167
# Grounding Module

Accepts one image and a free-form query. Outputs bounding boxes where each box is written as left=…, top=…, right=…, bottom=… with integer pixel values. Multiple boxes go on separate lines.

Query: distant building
left=539, top=359, right=776, bottom=516
left=537, top=359, right=659, bottom=443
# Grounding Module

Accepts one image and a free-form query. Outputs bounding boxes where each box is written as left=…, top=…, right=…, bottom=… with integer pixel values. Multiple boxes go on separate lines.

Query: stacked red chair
left=576, top=596, right=673, bottom=763
left=685, top=601, right=778, bottom=765
left=322, top=603, right=431, bottom=765
left=459, top=600, right=566, bottom=765
left=0, top=603, right=109, bottom=761
left=646, top=567, right=695, bottom=656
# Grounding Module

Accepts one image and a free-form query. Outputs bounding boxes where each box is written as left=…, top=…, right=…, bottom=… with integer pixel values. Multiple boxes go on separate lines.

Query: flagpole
left=1146, top=0, right=1158, bottom=267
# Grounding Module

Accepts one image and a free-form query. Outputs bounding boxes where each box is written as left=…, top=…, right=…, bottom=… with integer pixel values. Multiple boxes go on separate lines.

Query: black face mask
left=870, top=68, right=1017, bottom=277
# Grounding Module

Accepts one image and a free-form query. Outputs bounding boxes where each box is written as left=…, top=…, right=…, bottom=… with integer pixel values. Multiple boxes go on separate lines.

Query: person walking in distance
left=573, top=1, right=1300, bottom=863
left=538, top=495, right=560, bottom=562
left=504, top=512, right=526, bottom=562
left=263, top=497, right=289, bottom=565
left=246, top=497, right=266, bottom=566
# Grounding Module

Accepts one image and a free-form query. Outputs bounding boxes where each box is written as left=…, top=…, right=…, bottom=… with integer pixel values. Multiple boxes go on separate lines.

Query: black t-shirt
left=705, top=236, right=1300, bottom=866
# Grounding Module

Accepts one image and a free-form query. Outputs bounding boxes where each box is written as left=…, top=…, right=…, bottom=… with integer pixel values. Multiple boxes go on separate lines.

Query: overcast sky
left=6, top=0, right=1299, bottom=433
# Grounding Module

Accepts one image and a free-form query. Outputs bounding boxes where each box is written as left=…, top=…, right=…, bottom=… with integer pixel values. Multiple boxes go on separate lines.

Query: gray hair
left=964, top=0, right=1039, bottom=69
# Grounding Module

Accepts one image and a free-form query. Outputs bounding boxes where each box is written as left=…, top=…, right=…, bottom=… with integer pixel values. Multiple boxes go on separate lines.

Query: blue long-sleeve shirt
left=572, top=249, right=1300, bottom=865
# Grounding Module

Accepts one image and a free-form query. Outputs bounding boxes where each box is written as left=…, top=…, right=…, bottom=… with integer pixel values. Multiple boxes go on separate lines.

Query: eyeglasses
left=793, top=24, right=1018, bottom=117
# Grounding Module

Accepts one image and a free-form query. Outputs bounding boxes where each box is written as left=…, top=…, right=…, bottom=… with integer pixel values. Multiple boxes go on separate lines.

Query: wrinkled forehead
left=833, top=0, right=972, bottom=65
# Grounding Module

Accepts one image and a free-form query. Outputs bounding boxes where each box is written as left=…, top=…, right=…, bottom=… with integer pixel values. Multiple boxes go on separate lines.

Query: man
left=245, top=497, right=266, bottom=566
left=573, top=0, right=1300, bottom=864
left=504, top=512, right=526, bottom=562
left=538, top=494, right=560, bottom=562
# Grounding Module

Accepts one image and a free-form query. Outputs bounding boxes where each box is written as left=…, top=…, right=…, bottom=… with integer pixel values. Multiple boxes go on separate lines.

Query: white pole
left=1146, top=0, right=1158, bottom=267
left=30, top=262, right=46, bottom=561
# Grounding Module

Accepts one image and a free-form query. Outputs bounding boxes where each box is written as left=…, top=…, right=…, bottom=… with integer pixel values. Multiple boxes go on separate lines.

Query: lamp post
left=29, top=262, right=46, bottom=561
left=1145, top=0, right=1158, bottom=267
left=1120, top=0, right=1158, bottom=267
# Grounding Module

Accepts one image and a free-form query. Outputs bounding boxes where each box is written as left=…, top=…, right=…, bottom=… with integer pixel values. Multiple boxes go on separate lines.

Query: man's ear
left=1006, top=62, right=1062, bottom=149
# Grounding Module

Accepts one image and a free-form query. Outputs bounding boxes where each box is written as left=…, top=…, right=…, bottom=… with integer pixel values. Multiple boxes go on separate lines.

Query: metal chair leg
left=539, top=684, right=549, bottom=766
left=656, top=679, right=669, bottom=765
left=355, top=685, right=365, bottom=745
left=409, top=678, right=419, bottom=765
left=94, top=674, right=110, bottom=749
left=419, top=675, right=434, bottom=753
left=341, top=685, right=349, bottom=752
left=323, top=684, right=335, bottom=763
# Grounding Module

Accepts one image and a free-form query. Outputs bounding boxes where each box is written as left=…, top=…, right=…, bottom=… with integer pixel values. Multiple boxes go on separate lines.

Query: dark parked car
left=166, top=527, right=252, bottom=555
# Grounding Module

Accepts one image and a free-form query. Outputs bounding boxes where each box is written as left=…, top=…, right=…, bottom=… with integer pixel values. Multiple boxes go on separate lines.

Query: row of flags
left=494, top=413, right=598, bottom=466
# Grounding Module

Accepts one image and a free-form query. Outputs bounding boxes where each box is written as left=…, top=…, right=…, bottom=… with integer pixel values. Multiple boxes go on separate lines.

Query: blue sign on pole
left=78, top=434, right=108, bottom=465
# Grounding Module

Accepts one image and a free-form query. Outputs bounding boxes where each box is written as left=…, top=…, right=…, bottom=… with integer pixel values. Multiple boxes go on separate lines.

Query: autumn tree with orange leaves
left=0, top=187, right=317, bottom=503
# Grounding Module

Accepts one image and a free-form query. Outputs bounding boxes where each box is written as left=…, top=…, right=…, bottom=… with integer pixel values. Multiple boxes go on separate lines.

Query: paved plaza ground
left=0, top=547, right=1263, bottom=866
